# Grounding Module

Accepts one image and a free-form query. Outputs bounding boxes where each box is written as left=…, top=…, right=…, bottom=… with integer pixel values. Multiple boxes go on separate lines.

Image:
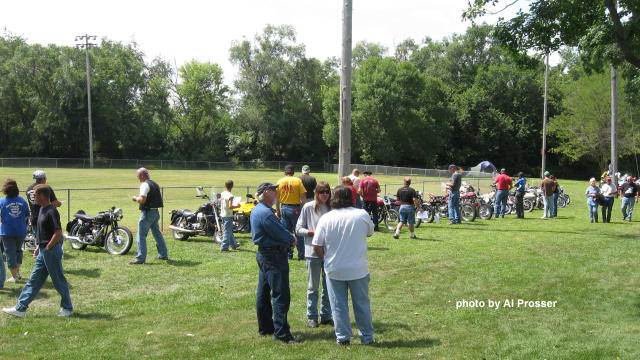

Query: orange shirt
left=277, top=176, right=306, bottom=205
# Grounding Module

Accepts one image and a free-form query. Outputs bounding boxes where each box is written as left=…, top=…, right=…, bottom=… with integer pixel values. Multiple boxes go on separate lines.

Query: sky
left=1, top=0, right=524, bottom=84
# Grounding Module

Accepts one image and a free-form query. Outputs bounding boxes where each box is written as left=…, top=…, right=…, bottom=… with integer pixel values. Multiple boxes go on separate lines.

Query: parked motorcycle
left=373, top=195, right=400, bottom=230
left=232, top=194, right=257, bottom=233
left=65, top=206, right=133, bottom=255
left=169, top=187, right=222, bottom=242
left=22, top=217, right=38, bottom=251
left=417, top=192, right=476, bottom=224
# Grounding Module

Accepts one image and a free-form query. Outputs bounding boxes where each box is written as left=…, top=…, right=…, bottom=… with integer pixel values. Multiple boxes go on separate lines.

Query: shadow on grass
left=72, top=312, right=116, bottom=320
left=375, top=337, right=441, bottom=348
left=368, top=247, right=390, bottom=251
left=66, top=268, right=101, bottom=278
left=0, top=287, right=23, bottom=297
left=166, top=259, right=201, bottom=267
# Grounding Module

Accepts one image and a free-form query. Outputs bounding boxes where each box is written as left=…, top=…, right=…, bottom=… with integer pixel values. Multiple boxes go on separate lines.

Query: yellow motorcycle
left=232, top=194, right=257, bottom=233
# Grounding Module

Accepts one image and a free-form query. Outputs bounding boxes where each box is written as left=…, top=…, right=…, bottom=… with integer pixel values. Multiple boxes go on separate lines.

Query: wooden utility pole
left=611, top=65, right=618, bottom=183
left=541, top=53, right=549, bottom=178
left=76, top=34, right=97, bottom=168
left=338, top=0, right=353, bottom=180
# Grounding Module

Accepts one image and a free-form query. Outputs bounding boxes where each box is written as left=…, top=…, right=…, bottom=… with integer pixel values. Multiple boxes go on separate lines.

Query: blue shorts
left=399, top=205, right=416, bottom=225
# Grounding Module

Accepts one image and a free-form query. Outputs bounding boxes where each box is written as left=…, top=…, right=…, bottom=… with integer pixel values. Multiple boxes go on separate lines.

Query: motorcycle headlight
left=114, top=208, right=123, bottom=220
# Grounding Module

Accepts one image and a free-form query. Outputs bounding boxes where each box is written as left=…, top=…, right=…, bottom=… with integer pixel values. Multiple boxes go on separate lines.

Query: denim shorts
left=399, top=205, right=416, bottom=225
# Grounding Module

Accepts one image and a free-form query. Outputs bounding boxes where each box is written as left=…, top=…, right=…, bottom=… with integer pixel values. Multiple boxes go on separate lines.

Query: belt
left=281, top=203, right=301, bottom=206
left=259, top=246, right=289, bottom=252
left=142, top=208, right=159, bottom=210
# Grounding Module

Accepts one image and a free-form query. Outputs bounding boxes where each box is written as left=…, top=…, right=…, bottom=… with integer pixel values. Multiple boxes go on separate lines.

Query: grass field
left=0, top=167, right=638, bottom=360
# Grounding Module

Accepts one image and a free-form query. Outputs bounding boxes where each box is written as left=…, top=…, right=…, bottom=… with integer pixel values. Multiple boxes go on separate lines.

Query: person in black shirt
left=25, top=170, right=61, bottom=231
left=393, top=177, right=419, bottom=239
left=619, top=176, right=639, bottom=221
left=298, top=165, right=317, bottom=201
left=130, top=168, right=169, bottom=264
left=2, top=184, right=73, bottom=318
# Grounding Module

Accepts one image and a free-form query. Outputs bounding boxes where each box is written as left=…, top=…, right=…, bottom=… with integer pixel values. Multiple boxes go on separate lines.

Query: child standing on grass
left=220, top=180, right=240, bottom=251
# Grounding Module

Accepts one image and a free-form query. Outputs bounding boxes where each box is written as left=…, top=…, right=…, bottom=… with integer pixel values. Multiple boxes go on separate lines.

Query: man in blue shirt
left=514, top=172, right=527, bottom=219
left=251, top=182, right=301, bottom=343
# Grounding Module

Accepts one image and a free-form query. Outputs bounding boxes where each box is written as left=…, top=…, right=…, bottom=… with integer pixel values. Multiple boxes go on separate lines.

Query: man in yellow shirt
left=277, top=164, right=307, bottom=260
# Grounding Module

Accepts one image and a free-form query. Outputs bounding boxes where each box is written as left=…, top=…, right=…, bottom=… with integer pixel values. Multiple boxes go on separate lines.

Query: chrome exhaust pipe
left=64, top=235, right=94, bottom=245
left=168, top=225, right=200, bottom=234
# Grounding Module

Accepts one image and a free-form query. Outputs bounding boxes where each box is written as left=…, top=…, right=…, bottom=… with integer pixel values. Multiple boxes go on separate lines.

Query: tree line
left=0, top=24, right=638, bottom=178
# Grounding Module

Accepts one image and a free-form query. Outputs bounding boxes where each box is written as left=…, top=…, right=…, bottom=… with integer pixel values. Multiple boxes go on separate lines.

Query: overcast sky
left=1, top=0, right=523, bottom=84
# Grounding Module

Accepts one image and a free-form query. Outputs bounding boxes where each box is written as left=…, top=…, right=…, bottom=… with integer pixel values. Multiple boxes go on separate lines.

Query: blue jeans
left=280, top=204, right=303, bottom=259
left=355, top=194, right=363, bottom=209
left=542, top=196, right=554, bottom=218
left=448, top=191, right=461, bottom=223
left=552, top=193, right=559, bottom=217
left=16, top=243, right=72, bottom=312
left=256, top=248, right=292, bottom=340
left=326, top=274, right=374, bottom=344
left=587, top=202, right=599, bottom=222
left=399, top=205, right=416, bottom=225
left=306, top=257, right=331, bottom=321
left=494, top=190, right=508, bottom=218
left=1, top=235, right=24, bottom=270
left=135, top=209, right=168, bottom=263
left=601, top=197, right=614, bottom=223
left=621, top=197, right=635, bottom=221
left=220, top=217, right=237, bottom=250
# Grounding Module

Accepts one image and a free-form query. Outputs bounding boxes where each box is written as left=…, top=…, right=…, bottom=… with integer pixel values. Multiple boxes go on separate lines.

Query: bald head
left=137, top=167, right=150, bottom=182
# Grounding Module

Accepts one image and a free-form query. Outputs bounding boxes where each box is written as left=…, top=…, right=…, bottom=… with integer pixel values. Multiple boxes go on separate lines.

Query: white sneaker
left=6, top=277, right=18, bottom=283
left=2, top=307, right=26, bottom=318
left=58, top=308, right=73, bottom=317
left=392, top=233, right=399, bottom=239
left=410, top=234, right=417, bottom=239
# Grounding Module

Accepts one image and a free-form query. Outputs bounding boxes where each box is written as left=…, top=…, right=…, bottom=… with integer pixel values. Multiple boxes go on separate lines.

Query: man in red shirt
left=358, top=171, right=381, bottom=231
left=493, top=168, right=513, bottom=218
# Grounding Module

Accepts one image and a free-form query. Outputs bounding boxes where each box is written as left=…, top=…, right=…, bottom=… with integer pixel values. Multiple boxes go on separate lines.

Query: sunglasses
left=317, top=190, right=330, bottom=195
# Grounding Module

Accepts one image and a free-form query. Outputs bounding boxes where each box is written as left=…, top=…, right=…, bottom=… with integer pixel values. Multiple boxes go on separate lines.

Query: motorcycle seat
left=74, top=213, right=94, bottom=221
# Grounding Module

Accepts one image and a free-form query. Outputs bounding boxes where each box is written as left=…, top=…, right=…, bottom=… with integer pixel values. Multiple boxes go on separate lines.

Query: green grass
left=0, top=167, right=638, bottom=360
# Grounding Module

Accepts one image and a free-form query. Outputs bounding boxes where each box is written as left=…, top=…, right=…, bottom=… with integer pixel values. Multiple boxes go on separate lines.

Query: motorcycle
left=232, top=193, right=257, bottom=233
left=22, top=217, right=38, bottom=251
left=169, top=187, right=223, bottom=242
left=373, top=195, right=400, bottom=231
left=417, top=191, right=476, bottom=224
left=65, top=206, right=133, bottom=255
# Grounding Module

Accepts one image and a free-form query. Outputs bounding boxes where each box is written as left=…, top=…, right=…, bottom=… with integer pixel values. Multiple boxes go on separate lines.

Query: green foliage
left=549, top=70, right=640, bottom=170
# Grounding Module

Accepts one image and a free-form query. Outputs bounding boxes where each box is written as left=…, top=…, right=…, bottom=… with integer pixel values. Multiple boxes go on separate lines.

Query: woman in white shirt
left=600, top=176, right=616, bottom=223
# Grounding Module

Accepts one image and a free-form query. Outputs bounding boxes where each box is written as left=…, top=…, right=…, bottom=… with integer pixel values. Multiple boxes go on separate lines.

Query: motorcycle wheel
left=461, top=204, right=477, bottom=222
left=172, top=218, right=189, bottom=241
left=384, top=209, right=400, bottom=231
left=504, top=204, right=513, bottom=215
left=558, top=195, right=568, bottom=208
left=416, top=206, right=434, bottom=227
left=565, top=194, right=571, bottom=205
left=478, top=204, right=493, bottom=220
left=69, top=223, right=88, bottom=250
left=105, top=226, right=133, bottom=255
left=523, top=199, right=534, bottom=212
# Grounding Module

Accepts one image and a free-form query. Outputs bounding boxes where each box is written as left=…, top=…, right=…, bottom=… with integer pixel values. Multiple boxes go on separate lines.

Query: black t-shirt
left=298, top=174, right=317, bottom=200
left=396, top=187, right=417, bottom=205
left=37, top=205, right=62, bottom=245
left=26, top=183, right=58, bottom=218
left=620, top=182, right=638, bottom=198
left=450, top=172, right=462, bottom=191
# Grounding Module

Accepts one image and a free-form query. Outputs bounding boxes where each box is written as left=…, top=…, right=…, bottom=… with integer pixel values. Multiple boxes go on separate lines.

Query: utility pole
left=611, top=65, right=618, bottom=184
left=338, top=0, right=353, bottom=180
left=541, top=53, right=549, bottom=178
left=75, top=34, right=97, bottom=168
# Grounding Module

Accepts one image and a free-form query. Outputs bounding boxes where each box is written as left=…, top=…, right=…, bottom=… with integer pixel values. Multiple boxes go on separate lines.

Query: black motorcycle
left=65, top=206, right=133, bottom=255
left=169, top=187, right=222, bottom=242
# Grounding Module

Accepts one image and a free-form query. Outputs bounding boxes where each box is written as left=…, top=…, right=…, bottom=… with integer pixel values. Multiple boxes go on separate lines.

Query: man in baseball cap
left=251, top=181, right=300, bottom=343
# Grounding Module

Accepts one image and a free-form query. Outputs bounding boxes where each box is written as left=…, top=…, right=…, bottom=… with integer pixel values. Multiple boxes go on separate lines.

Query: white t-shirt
left=601, top=183, right=615, bottom=197
left=139, top=182, right=150, bottom=197
left=220, top=190, right=233, bottom=218
left=312, top=207, right=374, bottom=281
left=348, top=174, right=361, bottom=188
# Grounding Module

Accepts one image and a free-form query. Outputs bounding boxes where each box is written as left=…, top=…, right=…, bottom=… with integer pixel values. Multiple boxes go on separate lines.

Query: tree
left=464, top=1, right=640, bottom=70
left=229, top=25, right=329, bottom=161
left=170, top=60, right=230, bottom=160
left=549, top=70, right=639, bottom=170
